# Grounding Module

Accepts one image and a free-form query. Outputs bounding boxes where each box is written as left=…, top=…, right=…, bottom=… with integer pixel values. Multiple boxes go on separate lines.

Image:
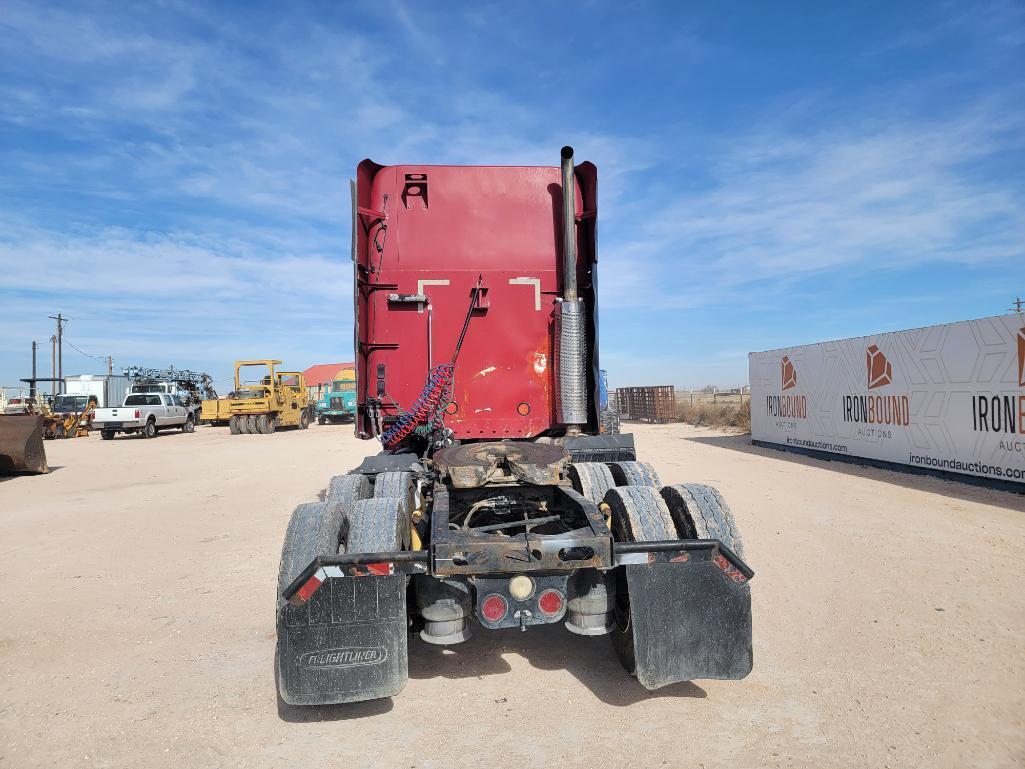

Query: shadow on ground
left=0, top=465, right=63, bottom=481
left=408, top=624, right=706, bottom=706
left=276, top=691, right=395, bottom=722
left=275, top=625, right=705, bottom=721
left=686, top=432, right=1025, bottom=508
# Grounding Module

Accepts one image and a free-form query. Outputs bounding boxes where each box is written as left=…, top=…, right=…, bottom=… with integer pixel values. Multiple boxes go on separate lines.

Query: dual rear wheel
left=570, top=460, right=745, bottom=677
left=230, top=414, right=280, bottom=434
left=277, top=471, right=413, bottom=604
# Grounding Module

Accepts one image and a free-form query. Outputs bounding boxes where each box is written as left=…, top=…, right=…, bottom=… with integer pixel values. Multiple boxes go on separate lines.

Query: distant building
left=302, top=362, right=356, bottom=400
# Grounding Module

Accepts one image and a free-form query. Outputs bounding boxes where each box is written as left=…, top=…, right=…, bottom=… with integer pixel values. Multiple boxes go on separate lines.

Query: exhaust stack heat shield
left=555, top=299, right=588, bottom=426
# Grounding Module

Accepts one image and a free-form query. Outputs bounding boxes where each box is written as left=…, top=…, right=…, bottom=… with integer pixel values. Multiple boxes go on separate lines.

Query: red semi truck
left=276, top=147, right=753, bottom=705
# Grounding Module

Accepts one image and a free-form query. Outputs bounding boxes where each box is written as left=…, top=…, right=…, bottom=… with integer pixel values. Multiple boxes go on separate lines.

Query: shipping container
left=749, top=314, right=1025, bottom=488
left=615, top=385, right=676, bottom=423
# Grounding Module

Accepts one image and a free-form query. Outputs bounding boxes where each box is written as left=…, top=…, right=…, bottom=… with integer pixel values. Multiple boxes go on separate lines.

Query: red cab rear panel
left=353, top=161, right=598, bottom=440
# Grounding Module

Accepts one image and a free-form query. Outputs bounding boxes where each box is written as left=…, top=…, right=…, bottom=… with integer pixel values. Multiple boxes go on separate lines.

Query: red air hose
left=381, top=364, right=454, bottom=448
left=381, top=278, right=481, bottom=448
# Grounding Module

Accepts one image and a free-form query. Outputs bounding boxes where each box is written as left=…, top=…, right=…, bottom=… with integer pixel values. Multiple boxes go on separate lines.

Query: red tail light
left=537, top=589, right=565, bottom=616
left=481, top=594, right=508, bottom=622
left=134, top=409, right=140, bottom=418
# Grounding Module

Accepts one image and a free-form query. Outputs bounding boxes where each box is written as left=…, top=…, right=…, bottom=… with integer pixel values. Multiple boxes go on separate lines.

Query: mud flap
left=276, top=574, right=407, bottom=705
left=625, top=558, right=752, bottom=689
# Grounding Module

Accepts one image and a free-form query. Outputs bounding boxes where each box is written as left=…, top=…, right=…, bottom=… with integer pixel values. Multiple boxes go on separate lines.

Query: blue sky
left=1, top=0, right=1022, bottom=393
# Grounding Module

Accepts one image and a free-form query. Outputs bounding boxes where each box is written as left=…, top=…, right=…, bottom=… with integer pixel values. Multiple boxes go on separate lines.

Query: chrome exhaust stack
left=555, top=146, right=588, bottom=431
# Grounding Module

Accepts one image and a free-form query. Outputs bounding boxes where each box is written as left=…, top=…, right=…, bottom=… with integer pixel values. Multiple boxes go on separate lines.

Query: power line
left=64, top=337, right=109, bottom=366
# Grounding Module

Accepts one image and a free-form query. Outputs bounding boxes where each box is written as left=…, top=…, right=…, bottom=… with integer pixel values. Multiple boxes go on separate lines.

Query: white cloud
left=1, top=1, right=1023, bottom=391
left=598, top=100, right=1025, bottom=311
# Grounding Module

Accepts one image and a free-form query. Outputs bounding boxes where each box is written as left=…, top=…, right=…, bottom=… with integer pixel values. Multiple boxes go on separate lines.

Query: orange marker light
left=516, top=402, right=530, bottom=416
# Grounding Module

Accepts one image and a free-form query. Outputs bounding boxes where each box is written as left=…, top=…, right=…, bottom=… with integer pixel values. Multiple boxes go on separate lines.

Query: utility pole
left=30, top=341, right=37, bottom=398
left=48, top=313, right=66, bottom=394
left=107, top=356, right=113, bottom=376
left=50, top=336, right=56, bottom=397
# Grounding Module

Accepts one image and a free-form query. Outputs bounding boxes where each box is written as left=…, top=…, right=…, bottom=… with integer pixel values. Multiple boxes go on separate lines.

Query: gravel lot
left=1, top=422, right=1023, bottom=769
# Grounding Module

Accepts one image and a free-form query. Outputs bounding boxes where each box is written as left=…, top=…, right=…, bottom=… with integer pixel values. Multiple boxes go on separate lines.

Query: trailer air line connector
left=555, top=146, right=588, bottom=433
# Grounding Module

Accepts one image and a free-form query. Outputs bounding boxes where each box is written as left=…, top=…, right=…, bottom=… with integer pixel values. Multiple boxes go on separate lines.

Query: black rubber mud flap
left=624, top=560, right=752, bottom=689
left=277, top=575, right=408, bottom=705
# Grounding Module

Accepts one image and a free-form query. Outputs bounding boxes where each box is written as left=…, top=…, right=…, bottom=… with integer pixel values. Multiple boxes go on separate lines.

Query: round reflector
left=444, top=402, right=458, bottom=415
left=508, top=575, right=534, bottom=601
left=516, top=402, right=530, bottom=416
left=537, top=589, right=564, bottom=616
left=481, top=594, right=508, bottom=622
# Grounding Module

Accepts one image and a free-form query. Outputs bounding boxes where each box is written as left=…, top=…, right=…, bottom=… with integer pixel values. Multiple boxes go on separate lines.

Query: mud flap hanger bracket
left=282, top=538, right=753, bottom=606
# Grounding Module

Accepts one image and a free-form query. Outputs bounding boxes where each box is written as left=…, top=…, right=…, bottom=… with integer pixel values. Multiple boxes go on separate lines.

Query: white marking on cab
left=474, top=366, right=496, bottom=378
left=509, top=277, right=542, bottom=311
left=534, top=353, right=547, bottom=374
left=417, top=279, right=450, bottom=313
left=474, top=407, right=493, bottom=413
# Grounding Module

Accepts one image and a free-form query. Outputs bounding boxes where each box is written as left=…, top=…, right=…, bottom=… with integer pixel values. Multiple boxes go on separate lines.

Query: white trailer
left=749, top=314, right=1025, bottom=488
left=63, top=375, right=130, bottom=409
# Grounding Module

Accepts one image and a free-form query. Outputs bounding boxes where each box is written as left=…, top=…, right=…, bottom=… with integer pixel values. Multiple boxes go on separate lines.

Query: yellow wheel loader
left=227, top=360, right=311, bottom=435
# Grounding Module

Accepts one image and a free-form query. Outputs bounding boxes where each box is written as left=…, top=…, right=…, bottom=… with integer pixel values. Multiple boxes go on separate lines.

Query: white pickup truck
left=92, top=393, right=195, bottom=440
left=126, top=382, right=203, bottom=422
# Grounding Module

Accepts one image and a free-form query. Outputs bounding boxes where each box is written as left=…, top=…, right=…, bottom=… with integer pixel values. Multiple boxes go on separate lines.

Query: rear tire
left=604, top=485, right=677, bottom=677
left=345, top=498, right=406, bottom=554
left=373, top=471, right=413, bottom=510
left=608, top=461, right=661, bottom=488
left=568, top=462, right=616, bottom=505
left=603, top=485, right=676, bottom=543
left=257, top=414, right=271, bottom=434
left=277, top=501, right=348, bottom=611
left=266, top=414, right=277, bottom=434
left=245, top=415, right=258, bottom=434
left=229, top=415, right=241, bottom=435
left=182, top=417, right=195, bottom=433
left=660, top=484, right=745, bottom=558
left=299, top=409, right=310, bottom=430
left=142, top=419, right=157, bottom=439
left=318, top=415, right=326, bottom=425
left=328, top=473, right=371, bottom=506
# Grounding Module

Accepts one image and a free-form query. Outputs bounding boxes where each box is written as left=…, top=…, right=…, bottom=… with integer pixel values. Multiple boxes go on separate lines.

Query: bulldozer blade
left=0, top=415, right=50, bottom=475
left=624, top=555, right=752, bottom=689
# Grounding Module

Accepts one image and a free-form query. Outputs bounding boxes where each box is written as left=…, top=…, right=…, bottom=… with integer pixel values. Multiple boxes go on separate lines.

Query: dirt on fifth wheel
left=0, top=421, right=1024, bottom=769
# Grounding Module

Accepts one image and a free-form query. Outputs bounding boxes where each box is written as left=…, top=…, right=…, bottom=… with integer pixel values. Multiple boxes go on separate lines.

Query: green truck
left=315, top=374, right=356, bottom=424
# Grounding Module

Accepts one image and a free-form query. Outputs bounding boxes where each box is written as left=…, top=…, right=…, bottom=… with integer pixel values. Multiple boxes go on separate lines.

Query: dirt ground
left=1, top=421, right=1023, bottom=769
